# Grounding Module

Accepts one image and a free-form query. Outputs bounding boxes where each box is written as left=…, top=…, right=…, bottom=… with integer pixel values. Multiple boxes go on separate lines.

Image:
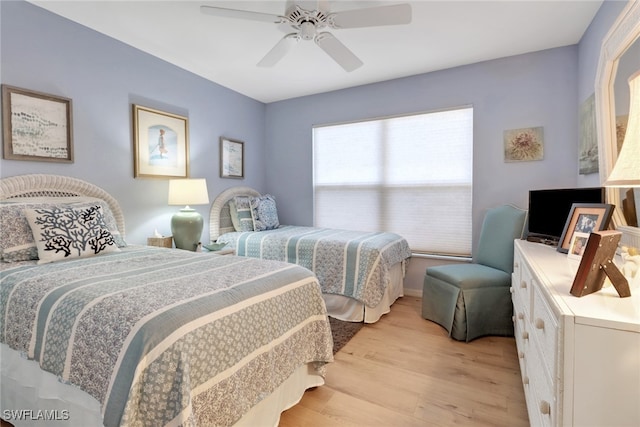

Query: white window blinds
left=313, top=107, right=473, bottom=256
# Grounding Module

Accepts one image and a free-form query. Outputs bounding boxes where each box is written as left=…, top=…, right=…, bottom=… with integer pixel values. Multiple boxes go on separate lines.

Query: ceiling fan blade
left=200, top=5, right=283, bottom=24
left=315, top=32, right=363, bottom=72
left=329, top=4, right=412, bottom=29
left=257, top=34, right=299, bottom=67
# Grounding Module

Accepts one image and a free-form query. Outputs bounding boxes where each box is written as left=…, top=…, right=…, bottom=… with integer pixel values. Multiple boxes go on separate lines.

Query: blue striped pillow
left=232, top=196, right=254, bottom=232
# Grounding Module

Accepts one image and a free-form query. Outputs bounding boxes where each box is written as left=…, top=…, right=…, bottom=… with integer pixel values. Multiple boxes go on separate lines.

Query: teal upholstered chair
left=422, top=205, right=527, bottom=342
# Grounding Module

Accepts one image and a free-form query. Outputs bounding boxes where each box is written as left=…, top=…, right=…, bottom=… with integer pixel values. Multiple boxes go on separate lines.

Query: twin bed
left=209, top=186, right=412, bottom=324
left=0, top=174, right=411, bottom=427
left=0, top=175, right=333, bottom=427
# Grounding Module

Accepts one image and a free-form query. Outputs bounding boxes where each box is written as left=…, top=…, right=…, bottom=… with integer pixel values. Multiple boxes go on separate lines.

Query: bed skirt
left=322, top=262, right=404, bottom=323
left=1, top=344, right=323, bottom=427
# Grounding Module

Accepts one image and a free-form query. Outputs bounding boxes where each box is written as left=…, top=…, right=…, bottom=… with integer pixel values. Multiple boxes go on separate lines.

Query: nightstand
left=147, top=236, right=173, bottom=248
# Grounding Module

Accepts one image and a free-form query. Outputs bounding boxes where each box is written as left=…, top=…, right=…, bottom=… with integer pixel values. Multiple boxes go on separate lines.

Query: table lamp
left=168, top=178, right=210, bottom=251
left=603, top=69, right=640, bottom=295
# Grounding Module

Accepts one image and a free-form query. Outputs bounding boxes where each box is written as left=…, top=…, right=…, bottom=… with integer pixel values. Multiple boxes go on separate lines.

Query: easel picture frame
left=570, top=230, right=630, bottom=298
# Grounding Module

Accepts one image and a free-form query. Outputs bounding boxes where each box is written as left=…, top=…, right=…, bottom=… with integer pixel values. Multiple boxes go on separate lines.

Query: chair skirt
left=422, top=266, right=514, bottom=342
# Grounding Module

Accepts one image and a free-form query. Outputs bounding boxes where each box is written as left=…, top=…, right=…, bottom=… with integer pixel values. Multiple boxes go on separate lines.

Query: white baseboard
left=403, top=288, right=422, bottom=298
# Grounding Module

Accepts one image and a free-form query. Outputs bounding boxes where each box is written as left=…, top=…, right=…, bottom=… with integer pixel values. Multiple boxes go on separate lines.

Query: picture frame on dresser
left=567, top=232, right=589, bottom=260
left=570, top=230, right=630, bottom=298
left=1, top=84, right=74, bottom=163
left=557, top=203, right=614, bottom=253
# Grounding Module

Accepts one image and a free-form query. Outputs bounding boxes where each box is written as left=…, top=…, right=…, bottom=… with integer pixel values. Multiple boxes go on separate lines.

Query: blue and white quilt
left=0, top=246, right=333, bottom=426
left=217, top=226, right=412, bottom=308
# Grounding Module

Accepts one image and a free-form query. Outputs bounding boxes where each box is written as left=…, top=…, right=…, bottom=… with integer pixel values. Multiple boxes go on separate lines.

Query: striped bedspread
left=0, top=246, right=333, bottom=427
left=217, top=226, right=412, bottom=308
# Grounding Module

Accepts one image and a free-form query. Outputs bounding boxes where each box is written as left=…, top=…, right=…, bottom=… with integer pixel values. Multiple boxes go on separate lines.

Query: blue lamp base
left=171, top=207, right=203, bottom=251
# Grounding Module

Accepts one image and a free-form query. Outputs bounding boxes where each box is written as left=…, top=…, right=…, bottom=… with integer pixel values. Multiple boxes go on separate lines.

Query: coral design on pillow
left=25, top=205, right=120, bottom=264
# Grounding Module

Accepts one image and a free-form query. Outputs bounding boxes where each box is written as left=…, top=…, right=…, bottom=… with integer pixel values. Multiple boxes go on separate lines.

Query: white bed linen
left=1, top=344, right=323, bottom=427
left=322, top=262, right=405, bottom=323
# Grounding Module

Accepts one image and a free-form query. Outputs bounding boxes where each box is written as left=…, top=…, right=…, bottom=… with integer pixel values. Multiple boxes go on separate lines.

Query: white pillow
left=24, top=204, right=120, bottom=264
left=0, top=196, right=126, bottom=263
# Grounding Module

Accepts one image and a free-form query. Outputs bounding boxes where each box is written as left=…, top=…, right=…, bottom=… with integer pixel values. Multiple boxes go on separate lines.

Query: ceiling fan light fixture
left=300, top=21, right=316, bottom=40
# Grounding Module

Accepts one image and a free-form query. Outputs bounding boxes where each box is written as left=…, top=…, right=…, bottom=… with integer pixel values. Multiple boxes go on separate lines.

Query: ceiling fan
left=200, top=1, right=412, bottom=72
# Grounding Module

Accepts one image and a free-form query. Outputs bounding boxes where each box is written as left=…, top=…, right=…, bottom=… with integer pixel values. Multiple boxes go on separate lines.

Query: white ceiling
left=29, top=0, right=604, bottom=103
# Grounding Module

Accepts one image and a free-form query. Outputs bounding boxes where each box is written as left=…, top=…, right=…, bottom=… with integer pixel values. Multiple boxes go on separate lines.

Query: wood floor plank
left=279, top=296, right=529, bottom=426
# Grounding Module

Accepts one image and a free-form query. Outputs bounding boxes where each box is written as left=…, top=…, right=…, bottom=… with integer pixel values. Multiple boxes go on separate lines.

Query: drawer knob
left=535, top=318, right=545, bottom=329
left=523, top=376, right=529, bottom=385
left=520, top=280, right=527, bottom=289
left=510, top=286, right=514, bottom=294
left=540, top=400, right=551, bottom=415
left=522, top=331, right=529, bottom=340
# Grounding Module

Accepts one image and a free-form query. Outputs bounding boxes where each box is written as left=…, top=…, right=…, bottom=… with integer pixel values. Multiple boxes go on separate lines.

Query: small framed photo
left=558, top=203, right=614, bottom=253
left=220, top=137, right=244, bottom=179
left=133, top=104, right=189, bottom=178
left=567, top=232, right=589, bottom=260
left=2, top=85, right=73, bottom=162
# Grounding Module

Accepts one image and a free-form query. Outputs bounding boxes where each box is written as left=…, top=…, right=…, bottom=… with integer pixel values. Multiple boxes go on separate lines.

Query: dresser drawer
left=513, top=257, right=533, bottom=320
left=514, top=318, right=538, bottom=426
left=528, top=344, right=555, bottom=427
left=531, top=284, right=559, bottom=379
left=513, top=313, right=529, bottom=373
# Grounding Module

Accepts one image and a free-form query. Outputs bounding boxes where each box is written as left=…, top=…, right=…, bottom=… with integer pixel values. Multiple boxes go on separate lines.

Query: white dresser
left=512, top=239, right=640, bottom=427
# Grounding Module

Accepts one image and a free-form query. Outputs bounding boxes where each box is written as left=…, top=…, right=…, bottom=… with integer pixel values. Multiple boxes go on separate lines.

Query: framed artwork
left=219, top=137, right=244, bottom=179
left=2, top=84, right=73, bottom=163
left=557, top=203, right=615, bottom=253
left=504, top=126, right=544, bottom=162
left=570, top=230, right=630, bottom=298
left=133, top=104, right=189, bottom=178
left=578, top=93, right=598, bottom=174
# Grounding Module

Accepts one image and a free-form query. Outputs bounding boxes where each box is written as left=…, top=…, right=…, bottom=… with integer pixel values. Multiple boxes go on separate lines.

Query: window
left=313, top=106, right=473, bottom=256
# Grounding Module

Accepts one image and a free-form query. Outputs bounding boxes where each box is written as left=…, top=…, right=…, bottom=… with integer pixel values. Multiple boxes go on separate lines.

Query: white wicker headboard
left=209, top=186, right=261, bottom=242
left=0, top=174, right=126, bottom=238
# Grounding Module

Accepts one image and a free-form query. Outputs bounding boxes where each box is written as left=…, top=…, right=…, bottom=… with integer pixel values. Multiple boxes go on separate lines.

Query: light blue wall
left=265, top=46, right=580, bottom=247
left=0, top=0, right=266, bottom=245
left=264, top=0, right=629, bottom=252
left=577, top=0, right=628, bottom=187
left=0, top=0, right=629, bottom=255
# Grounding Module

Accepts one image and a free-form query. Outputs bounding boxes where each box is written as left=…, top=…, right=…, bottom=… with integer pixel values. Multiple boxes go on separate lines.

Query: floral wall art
left=503, top=126, right=544, bottom=162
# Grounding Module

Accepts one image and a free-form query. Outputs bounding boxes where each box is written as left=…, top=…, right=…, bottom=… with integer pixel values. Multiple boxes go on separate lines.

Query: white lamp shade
left=605, top=70, right=640, bottom=187
left=168, top=179, right=210, bottom=206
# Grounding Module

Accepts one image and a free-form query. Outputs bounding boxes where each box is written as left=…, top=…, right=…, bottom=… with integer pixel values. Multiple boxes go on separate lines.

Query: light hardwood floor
left=279, top=296, right=530, bottom=427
